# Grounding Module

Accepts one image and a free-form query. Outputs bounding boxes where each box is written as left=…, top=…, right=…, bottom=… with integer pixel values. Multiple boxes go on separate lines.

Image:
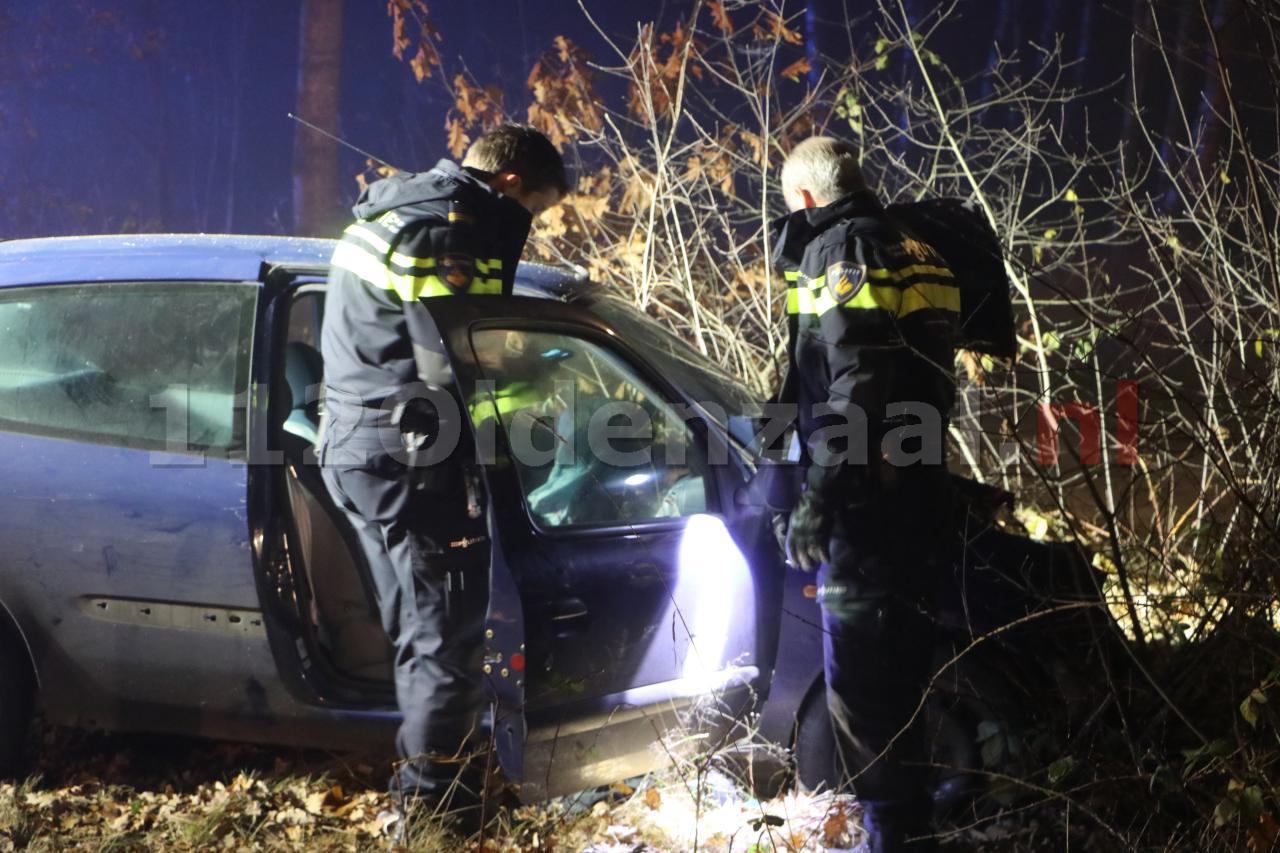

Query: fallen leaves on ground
left=0, top=726, right=400, bottom=851
left=1, top=771, right=391, bottom=851
left=1, top=726, right=1068, bottom=851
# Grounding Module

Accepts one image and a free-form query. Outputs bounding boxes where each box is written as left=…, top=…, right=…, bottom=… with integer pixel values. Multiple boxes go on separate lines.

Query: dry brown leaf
left=446, top=118, right=470, bottom=159
left=780, top=57, right=811, bottom=82
left=707, top=0, right=734, bottom=35
left=536, top=205, right=568, bottom=239
left=621, top=172, right=656, bottom=214
left=1249, top=813, right=1280, bottom=852
left=555, top=34, right=574, bottom=64
left=453, top=73, right=496, bottom=125
left=740, top=129, right=766, bottom=165
left=568, top=193, right=609, bottom=222
left=388, top=1, right=410, bottom=59
left=958, top=349, right=986, bottom=385
left=276, top=805, right=313, bottom=826
left=410, top=44, right=433, bottom=81
left=754, top=10, right=804, bottom=46
left=303, top=789, right=327, bottom=816
left=822, top=804, right=849, bottom=846
left=644, top=787, right=662, bottom=810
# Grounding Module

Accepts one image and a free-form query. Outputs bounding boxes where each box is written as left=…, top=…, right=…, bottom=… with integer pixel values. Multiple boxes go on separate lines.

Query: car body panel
left=0, top=430, right=280, bottom=728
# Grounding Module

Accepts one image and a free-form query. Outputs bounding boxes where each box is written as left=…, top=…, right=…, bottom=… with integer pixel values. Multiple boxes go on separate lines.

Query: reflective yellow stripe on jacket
left=469, top=381, right=544, bottom=426
left=784, top=266, right=961, bottom=318
left=331, top=223, right=503, bottom=301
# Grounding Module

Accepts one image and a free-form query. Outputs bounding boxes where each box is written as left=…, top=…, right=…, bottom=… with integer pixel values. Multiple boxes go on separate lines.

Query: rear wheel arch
left=0, top=598, right=37, bottom=778
left=0, top=599, right=37, bottom=687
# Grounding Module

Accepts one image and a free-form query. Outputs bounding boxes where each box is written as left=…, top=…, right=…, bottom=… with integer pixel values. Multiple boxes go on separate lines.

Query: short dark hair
left=463, top=124, right=570, bottom=196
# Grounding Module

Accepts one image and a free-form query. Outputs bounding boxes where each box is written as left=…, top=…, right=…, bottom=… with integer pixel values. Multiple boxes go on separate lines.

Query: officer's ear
left=491, top=172, right=523, bottom=194
left=783, top=182, right=819, bottom=212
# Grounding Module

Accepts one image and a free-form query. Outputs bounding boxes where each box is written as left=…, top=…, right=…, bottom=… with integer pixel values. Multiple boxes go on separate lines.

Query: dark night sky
left=0, top=1, right=666, bottom=239
left=0, top=1, right=1215, bottom=241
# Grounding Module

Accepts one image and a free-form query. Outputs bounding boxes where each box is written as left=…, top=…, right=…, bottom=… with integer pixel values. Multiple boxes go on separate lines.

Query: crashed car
left=0, top=234, right=1109, bottom=802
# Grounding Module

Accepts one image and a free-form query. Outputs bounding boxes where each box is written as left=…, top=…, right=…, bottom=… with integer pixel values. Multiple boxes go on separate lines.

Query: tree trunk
left=293, top=0, right=344, bottom=237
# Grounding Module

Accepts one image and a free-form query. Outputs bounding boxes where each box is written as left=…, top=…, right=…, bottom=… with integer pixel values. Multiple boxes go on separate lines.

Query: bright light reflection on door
left=659, top=514, right=755, bottom=691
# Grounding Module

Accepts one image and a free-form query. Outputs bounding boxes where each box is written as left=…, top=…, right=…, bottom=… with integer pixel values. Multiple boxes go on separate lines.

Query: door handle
left=551, top=598, right=589, bottom=636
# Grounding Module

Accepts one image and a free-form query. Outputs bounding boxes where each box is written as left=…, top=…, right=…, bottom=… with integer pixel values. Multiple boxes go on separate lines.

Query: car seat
left=278, top=342, right=393, bottom=681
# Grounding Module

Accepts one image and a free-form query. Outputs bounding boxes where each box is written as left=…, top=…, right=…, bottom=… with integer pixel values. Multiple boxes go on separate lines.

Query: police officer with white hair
left=772, top=136, right=961, bottom=852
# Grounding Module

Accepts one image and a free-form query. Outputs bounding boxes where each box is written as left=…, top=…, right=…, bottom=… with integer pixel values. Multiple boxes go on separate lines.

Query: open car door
left=405, top=293, right=783, bottom=800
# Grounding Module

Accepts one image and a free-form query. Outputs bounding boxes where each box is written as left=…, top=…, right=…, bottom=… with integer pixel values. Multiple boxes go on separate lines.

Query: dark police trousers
left=317, top=429, right=489, bottom=803
left=817, top=465, right=949, bottom=852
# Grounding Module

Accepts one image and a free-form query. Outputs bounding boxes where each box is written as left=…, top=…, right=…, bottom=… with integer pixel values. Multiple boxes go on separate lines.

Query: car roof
left=0, top=234, right=335, bottom=286
left=0, top=233, right=586, bottom=299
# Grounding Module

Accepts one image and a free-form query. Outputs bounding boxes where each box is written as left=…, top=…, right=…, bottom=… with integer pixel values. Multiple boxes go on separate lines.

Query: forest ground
left=0, top=723, right=1057, bottom=852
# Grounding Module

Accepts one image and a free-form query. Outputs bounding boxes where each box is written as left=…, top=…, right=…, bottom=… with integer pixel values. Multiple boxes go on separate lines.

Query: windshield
left=579, top=295, right=765, bottom=450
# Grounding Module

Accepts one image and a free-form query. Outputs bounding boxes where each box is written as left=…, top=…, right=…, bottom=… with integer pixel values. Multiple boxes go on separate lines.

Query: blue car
left=0, top=234, right=825, bottom=798
left=0, top=235, right=1106, bottom=803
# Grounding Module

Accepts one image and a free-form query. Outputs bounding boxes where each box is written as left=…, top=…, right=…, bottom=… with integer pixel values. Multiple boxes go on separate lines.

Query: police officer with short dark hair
left=772, top=137, right=960, bottom=852
left=316, top=124, right=566, bottom=822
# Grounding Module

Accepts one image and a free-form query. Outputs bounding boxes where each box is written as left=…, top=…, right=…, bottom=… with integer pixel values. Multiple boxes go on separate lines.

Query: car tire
left=0, top=641, right=34, bottom=779
left=792, top=677, right=983, bottom=814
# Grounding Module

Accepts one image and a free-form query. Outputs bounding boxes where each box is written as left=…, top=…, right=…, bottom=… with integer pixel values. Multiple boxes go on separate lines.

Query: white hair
left=780, top=137, right=866, bottom=204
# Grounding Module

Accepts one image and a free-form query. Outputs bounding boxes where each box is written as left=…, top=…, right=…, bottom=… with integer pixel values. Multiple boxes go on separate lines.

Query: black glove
left=391, top=395, right=439, bottom=454
left=391, top=394, right=441, bottom=490
left=770, top=511, right=789, bottom=556
left=786, top=487, right=832, bottom=572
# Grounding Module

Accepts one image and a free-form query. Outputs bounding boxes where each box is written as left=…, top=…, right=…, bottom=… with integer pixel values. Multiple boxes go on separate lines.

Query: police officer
left=772, top=137, right=960, bottom=852
left=316, top=125, right=567, bottom=821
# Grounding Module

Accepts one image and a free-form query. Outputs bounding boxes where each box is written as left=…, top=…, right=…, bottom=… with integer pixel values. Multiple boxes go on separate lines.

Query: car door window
left=469, top=328, right=711, bottom=529
left=0, top=282, right=256, bottom=452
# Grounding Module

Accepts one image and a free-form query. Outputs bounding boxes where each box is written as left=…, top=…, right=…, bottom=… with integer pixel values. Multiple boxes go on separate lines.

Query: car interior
left=269, top=290, right=714, bottom=687
left=467, top=328, right=710, bottom=529
left=274, top=288, right=395, bottom=683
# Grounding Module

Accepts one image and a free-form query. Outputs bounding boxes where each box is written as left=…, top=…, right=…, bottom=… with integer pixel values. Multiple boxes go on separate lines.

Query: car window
left=468, top=328, right=711, bottom=529
left=0, top=282, right=256, bottom=453
left=579, top=295, right=765, bottom=449
left=287, top=290, right=323, bottom=349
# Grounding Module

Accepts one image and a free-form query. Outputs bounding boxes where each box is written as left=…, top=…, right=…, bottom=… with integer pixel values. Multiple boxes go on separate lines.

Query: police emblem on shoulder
left=826, top=261, right=867, bottom=305
left=441, top=254, right=475, bottom=291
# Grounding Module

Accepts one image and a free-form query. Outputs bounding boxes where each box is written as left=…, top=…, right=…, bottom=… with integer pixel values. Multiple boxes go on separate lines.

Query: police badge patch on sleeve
left=826, top=261, right=867, bottom=305
left=441, top=254, right=475, bottom=291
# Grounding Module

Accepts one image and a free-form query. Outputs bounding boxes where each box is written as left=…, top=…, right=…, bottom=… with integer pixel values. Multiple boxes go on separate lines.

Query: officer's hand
left=391, top=396, right=439, bottom=454
left=786, top=489, right=831, bottom=572
left=770, top=512, right=789, bottom=556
